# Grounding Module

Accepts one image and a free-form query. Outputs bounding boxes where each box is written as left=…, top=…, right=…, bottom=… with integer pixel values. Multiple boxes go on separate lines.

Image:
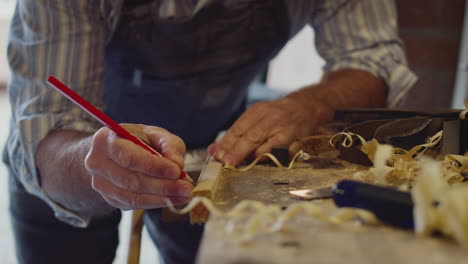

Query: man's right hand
left=84, top=124, right=193, bottom=210
left=36, top=124, right=193, bottom=216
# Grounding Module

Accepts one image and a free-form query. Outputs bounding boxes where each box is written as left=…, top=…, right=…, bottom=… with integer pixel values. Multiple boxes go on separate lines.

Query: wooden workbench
left=195, top=158, right=468, bottom=264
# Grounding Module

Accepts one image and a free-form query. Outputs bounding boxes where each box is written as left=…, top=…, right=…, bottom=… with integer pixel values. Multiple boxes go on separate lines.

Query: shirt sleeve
left=5, top=0, right=107, bottom=227
left=310, top=0, right=417, bottom=107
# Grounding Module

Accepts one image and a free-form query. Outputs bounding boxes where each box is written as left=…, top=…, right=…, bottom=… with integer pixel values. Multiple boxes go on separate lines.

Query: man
left=4, top=0, right=416, bottom=263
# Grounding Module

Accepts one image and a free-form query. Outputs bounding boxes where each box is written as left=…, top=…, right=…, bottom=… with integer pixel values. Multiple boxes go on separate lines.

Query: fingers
left=110, top=136, right=181, bottom=179
left=90, top=126, right=183, bottom=179
left=86, top=155, right=193, bottom=196
left=92, top=176, right=191, bottom=210
left=221, top=117, right=275, bottom=165
left=253, top=130, right=296, bottom=158
left=214, top=102, right=272, bottom=164
left=122, top=124, right=186, bottom=169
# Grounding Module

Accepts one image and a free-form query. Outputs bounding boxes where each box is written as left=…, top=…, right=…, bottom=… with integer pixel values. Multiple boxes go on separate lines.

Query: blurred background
left=0, top=0, right=466, bottom=263
left=0, top=2, right=19, bottom=264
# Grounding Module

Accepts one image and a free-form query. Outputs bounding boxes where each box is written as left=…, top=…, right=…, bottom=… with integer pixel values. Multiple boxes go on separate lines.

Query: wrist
left=36, top=130, right=112, bottom=216
left=279, top=89, right=335, bottom=131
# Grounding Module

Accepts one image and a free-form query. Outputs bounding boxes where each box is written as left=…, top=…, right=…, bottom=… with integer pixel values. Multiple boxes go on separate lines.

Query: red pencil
left=47, top=76, right=194, bottom=183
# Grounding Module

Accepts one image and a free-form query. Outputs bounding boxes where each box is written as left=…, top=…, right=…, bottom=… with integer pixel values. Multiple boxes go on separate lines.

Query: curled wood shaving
left=412, top=158, right=449, bottom=236
left=372, top=144, right=394, bottom=184
left=329, top=132, right=367, bottom=149
left=441, top=154, right=467, bottom=183
left=412, top=158, right=468, bottom=247
left=223, top=150, right=307, bottom=171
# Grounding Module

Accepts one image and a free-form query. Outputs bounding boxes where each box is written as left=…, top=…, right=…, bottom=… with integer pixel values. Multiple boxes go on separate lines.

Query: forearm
left=36, top=129, right=114, bottom=217
left=318, top=69, right=387, bottom=108
left=287, top=68, right=387, bottom=123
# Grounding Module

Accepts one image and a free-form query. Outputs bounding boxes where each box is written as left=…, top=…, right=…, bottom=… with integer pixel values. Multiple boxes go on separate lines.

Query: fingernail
left=176, top=181, right=193, bottom=197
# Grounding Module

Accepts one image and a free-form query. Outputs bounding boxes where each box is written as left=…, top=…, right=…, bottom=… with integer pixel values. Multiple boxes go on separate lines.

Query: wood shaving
left=223, top=150, right=307, bottom=171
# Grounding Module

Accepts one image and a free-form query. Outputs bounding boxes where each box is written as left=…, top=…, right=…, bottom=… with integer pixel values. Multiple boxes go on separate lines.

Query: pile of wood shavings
left=168, top=196, right=378, bottom=244
left=333, top=133, right=468, bottom=246
left=332, top=101, right=468, bottom=247
left=334, top=135, right=468, bottom=247
left=331, top=130, right=467, bottom=189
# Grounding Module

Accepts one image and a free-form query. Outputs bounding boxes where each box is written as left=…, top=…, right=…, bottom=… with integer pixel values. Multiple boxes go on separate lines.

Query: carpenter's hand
left=85, top=124, right=192, bottom=210
left=209, top=94, right=334, bottom=166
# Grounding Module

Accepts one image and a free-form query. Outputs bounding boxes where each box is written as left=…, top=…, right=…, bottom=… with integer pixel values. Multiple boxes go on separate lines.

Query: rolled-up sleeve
left=311, top=0, right=417, bottom=107
left=5, top=0, right=107, bottom=227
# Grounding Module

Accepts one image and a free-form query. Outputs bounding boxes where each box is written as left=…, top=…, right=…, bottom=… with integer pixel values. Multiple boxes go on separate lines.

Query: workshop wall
left=396, top=0, right=466, bottom=109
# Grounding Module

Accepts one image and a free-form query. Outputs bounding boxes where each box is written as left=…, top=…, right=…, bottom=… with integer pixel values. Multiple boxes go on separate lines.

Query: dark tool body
left=332, top=109, right=467, bottom=165
left=290, top=180, right=414, bottom=228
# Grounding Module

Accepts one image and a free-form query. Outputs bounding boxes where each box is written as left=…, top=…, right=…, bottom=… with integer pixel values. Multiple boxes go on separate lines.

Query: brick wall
left=396, top=0, right=466, bottom=109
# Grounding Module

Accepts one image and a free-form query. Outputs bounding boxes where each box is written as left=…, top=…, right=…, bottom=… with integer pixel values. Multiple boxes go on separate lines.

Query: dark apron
left=104, top=0, right=290, bottom=149
left=103, top=1, right=290, bottom=263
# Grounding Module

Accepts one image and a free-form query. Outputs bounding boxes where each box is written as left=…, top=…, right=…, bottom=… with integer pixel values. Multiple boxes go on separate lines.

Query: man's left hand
left=209, top=93, right=333, bottom=166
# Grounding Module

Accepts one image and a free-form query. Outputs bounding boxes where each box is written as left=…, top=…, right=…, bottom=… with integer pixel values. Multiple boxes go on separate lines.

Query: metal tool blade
left=289, top=186, right=333, bottom=200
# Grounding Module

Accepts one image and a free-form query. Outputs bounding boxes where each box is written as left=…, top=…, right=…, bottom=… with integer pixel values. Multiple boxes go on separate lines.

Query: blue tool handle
left=332, top=180, right=414, bottom=228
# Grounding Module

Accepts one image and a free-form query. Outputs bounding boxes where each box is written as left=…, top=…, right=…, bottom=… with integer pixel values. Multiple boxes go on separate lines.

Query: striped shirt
left=5, top=0, right=417, bottom=227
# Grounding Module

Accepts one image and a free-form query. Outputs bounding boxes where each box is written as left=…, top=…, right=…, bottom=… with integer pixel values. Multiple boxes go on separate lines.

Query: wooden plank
left=190, top=157, right=224, bottom=223
left=196, top=159, right=468, bottom=264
